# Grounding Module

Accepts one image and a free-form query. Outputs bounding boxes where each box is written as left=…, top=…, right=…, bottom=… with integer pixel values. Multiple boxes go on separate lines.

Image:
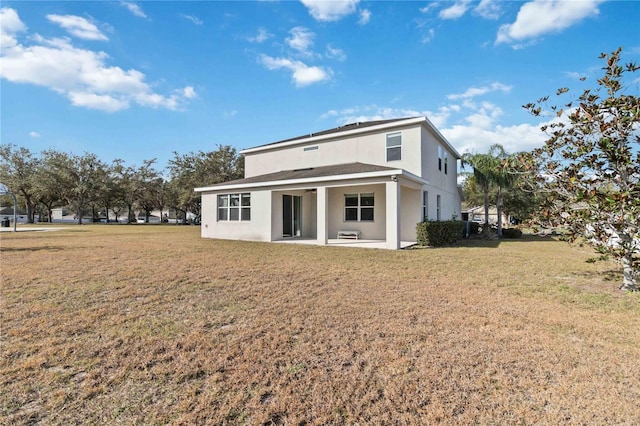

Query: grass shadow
left=0, top=246, right=66, bottom=252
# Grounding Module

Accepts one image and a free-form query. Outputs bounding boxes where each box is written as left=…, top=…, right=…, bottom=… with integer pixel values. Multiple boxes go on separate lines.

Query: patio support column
left=386, top=180, right=401, bottom=249
left=316, top=186, right=328, bottom=245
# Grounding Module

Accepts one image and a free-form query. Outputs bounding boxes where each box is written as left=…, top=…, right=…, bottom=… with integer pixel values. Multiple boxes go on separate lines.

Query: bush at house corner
left=416, top=221, right=465, bottom=247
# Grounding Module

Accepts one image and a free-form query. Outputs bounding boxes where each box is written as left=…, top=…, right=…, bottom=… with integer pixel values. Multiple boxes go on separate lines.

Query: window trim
left=436, top=194, right=441, bottom=221
left=344, top=192, right=375, bottom=222
left=422, top=190, right=428, bottom=221
left=386, top=132, right=402, bottom=162
left=217, top=193, right=251, bottom=222
left=438, top=145, right=442, bottom=171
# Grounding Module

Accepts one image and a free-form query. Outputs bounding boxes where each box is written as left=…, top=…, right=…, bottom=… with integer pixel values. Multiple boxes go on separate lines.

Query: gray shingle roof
left=198, top=162, right=398, bottom=189
left=252, top=117, right=418, bottom=149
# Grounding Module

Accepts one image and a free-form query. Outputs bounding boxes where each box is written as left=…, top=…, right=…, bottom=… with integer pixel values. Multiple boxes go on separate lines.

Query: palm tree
left=462, top=144, right=515, bottom=236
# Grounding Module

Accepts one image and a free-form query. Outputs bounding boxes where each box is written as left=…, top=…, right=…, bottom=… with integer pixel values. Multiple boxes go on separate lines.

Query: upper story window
left=438, top=146, right=443, bottom=171
left=218, top=193, right=251, bottom=221
left=386, top=132, right=402, bottom=162
left=444, top=151, right=448, bottom=174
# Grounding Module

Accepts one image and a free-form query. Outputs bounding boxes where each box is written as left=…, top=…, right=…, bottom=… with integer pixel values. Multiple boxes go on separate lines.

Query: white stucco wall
left=200, top=189, right=272, bottom=241
left=244, top=125, right=423, bottom=178
left=420, top=126, right=461, bottom=220
left=270, top=190, right=317, bottom=240
left=400, top=186, right=421, bottom=241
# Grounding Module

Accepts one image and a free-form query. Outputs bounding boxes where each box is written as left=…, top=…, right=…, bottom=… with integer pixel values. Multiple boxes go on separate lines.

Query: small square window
left=360, top=193, right=374, bottom=206
left=229, top=207, right=239, bottom=221
left=345, top=194, right=358, bottom=207
left=344, top=193, right=375, bottom=222
left=361, top=208, right=374, bottom=221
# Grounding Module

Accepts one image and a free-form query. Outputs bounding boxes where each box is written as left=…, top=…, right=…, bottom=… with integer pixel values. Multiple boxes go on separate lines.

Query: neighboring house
left=195, top=116, right=461, bottom=249
left=462, top=205, right=510, bottom=227
left=0, top=206, right=30, bottom=223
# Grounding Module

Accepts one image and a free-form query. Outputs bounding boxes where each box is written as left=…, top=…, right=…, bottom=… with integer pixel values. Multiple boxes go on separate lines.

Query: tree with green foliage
left=522, top=47, right=639, bottom=291
left=462, top=144, right=516, bottom=236
left=43, top=150, right=107, bottom=225
left=0, top=144, right=41, bottom=223
left=168, top=145, right=244, bottom=222
left=463, top=162, right=541, bottom=224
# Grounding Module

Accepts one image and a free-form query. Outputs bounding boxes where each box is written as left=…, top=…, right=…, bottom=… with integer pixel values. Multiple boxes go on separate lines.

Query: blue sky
left=1, top=0, right=639, bottom=171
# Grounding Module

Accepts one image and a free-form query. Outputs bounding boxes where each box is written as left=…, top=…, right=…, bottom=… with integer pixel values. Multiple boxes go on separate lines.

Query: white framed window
left=218, top=193, right=251, bottom=221
left=438, top=145, right=442, bottom=171
left=345, top=193, right=374, bottom=222
left=422, top=190, right=428, bottom=221
left=436, top=194, right=441, bottom=221
left=444, top=151, right=448, bottom=175
left=386, top=132, right=402, bottom=162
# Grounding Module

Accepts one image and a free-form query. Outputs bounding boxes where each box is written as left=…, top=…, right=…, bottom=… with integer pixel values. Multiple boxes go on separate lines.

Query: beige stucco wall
left=327, top=184, right=387, bottom=240
left=244, top=125, right=423, bottom=178
left=200, top=189, right=272, bottom=241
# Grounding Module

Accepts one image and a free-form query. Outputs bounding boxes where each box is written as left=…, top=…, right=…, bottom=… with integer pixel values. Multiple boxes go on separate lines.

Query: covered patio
left=275, top=238, right=417, bottom=250
left=197, top=162, right=428, bottom=250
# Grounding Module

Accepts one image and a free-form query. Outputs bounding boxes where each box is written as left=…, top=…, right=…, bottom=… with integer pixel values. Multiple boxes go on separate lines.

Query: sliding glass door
left=283, top=195, right=302, bottom=238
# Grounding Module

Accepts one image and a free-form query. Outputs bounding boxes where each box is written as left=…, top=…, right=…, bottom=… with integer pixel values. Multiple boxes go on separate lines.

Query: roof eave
left=194, top=169, right=427, bottom=193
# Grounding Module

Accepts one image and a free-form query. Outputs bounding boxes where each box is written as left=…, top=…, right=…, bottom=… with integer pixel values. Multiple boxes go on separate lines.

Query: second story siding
left=243, top=122, right=424, bottom=178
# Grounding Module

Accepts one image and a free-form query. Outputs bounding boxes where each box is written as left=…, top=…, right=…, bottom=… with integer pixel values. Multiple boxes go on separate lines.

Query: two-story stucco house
left=195, top=116, right=461, bottom=249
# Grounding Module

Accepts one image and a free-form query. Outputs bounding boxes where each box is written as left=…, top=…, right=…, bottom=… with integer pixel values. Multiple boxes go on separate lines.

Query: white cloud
left=286, top=26, right=315, bottom=55
left=474, top=0, right=501, bottom=19
left=420, top=3, right=439, bottom=14
left=496, top=0, right=603, bottom=45
left=320, top=105, right=427, bottom=125
left=439, top=0, right=472, bottom=20
left=247, top=27, right=272, bottom=43
left=564, top=71, right=585, bottom=80
left=68, top=91, right=129, bottom=112
left=181, top=86, right=197, bottom=99
left=319, top=100, right=549, bottom=155
left=444, top=122, right=546, bottom=155
left=358, top=9, right=371, bottom=25
left=29, top=131, right=41, bottom=138
left=47, top=14, right=108, bottom=41
left=422, top=28, right=435, bottom=44
left=0, top=7, right=27, bottom=49
left=180, top=14, right=203, bottom=25
left=320, top=104, right=461, bottom=129
left=259, top=54, right=332, bottom=87
left=120, top=2, right=147, bottom=19
left=224, top=109, right=237, bottom=118
left=325, top=44, right=346, bottom=61
left=300, top=0, right=359, bottom=22
left=0, top=9, right=194, bottom=112
left=464, top=101, right=504, bottom=129
left=447, top=82, right=512, bottom=100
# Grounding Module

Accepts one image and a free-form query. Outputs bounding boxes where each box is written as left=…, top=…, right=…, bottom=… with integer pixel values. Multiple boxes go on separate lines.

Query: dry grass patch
left=1, top=226, right=639, bottom=424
